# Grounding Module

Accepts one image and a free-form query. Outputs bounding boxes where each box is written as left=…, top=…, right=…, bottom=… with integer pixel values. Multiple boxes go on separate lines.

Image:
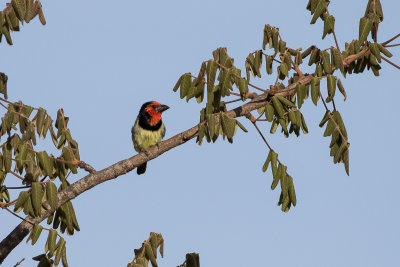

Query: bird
left=131, top=101, right=169, bottom=175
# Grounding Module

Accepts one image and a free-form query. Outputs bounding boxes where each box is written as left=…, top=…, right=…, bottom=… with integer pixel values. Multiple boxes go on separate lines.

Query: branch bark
left=0, top=42, right=381, bottom=262
left=0, top=91, right=278, bottom=263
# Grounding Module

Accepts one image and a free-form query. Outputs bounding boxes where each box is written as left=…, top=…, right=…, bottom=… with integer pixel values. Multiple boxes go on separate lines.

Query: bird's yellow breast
left=131, top=120, right=166, bottom=152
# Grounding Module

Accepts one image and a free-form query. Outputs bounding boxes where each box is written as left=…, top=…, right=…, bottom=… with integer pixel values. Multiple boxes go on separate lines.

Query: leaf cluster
left=0, top=0, right=46, bottom=45
left=0, top=93, right=81, bottom=266
left=127, top=232, right=164, bottom=267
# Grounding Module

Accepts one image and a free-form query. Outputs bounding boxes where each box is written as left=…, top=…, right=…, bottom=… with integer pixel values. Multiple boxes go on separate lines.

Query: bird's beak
left=155, top=104, right=169, bottom=113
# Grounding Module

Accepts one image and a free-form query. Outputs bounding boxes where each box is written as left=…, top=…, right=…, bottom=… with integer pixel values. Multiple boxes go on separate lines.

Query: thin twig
left=320, top=93, right=329, bottom=112
left=0, top=102, right=7, bottom=109
left=224, top=98, right=242, bottom=104
left=10, top=171, right=24, bottom=181
left=256, top=111, right=265, bottom=121
left=0, top=97, right=38, bottom=110
left=212, top=60, right=267, bottom=92
left=332, top=98, right=337, bottom=111
left=5, top=186, right=30, bottom=189
left=13, top=257, right=24, bottom=267
left=2, top=207, right=34, bottom=226
left=319, top=93, right=348, bottom=144
left=273, top=69, right=280, bottom=91
left=381, top=56, right=400, bottom=69
left=261, top=52, right=296, bottom=71
left=247, top=117, right=285, bottom=166
left=2, top=204, right=63, bottom=239
left=383, top=43, right=400, bottom=48
left=382, top=33, right=400, bottom=46
left=78, top=161, right=96, bottom=174
left=326, top=10, right=340, bottom=52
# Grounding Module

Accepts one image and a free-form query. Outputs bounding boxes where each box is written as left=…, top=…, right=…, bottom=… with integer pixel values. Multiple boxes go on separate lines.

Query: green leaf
left=322, top=14, right=335, bottom=39
left=308, top=48, right=320, bottom=66
left=296, top=83, right=306, bottom=109
left=236, top=119, right=248, bottom=133
left=2, top=142, right=12, bottom=173
left=185, top=253, right=200, bottom=267
left=330, top=127, right=340, bottom=148
left=180, top=73, right=191, bottom=99
left=62, top=245, right=68, bottom=267
left=46, top=181, right=58, bottom=210
left=31, top=182, right=43, bottom=217
left=62, top=147, right=77, bottom=173
left=343, top=148, right=350, bottom=175
left=277, top=95, right=296, bottom=108
left=145, top=242, right=158, bottom=267
left=307, top=0, right=320, bottom=14
left=377, top=43, right=392, bottom=58
left=334, top=141, right=348, bottom=164
left=279, top=62, right=289, bottom=77
left=321, top=50, right=332, bottom=74
left=60, top=202, right=73, bottom=235
left=220, top=113, right=236, bottom=139
left=14, top=191, right=29, bottom=212
left=265, top=55, right=273, bottom=75
left=55, top=237, right=66, bottom=266
left=279, top=118, right=288, bottom=136
left=337, top=78, right=347, bottom=101
left=311, top=77, right=320, bottom=105
left=23, top=194, right=35, bottom=217
left=323, top=119, right=334, bottom=137
left=369, top=43, right=381, bottom=63
left=197, top=124, right=205, bottom=146
left=288, top=111, right=297, bottom=127
left=272, top=96, right=284, bottom=118
left=38, top=151, right=53, bottom=177
left=29, top=224, right=43, bottom=245
left=238, top=78, right=248, bottom=101
left=195, top=80, right=205, bottom=103
left=272, top=28, right=279, bottom=53
left=280, top=165, right=288, bottom=192
left=172, top=76, right=182, bottom=92
left=332, top=47, right=344, bottom=73
left=325, top=75, right=336, bottom=102
left=359, top=17, right=372, bottom=44
left=46, top=229, right=57, bottom=255
left=333, top=111, right=348, bottom=138
left=300, top=113, right=308, bottom=134
left=67, top=201, right=80, bottom=231
left=301, top=45, right=314, bottom=59
left=262, top=151, right=273, bottom=172
left=270, top=119, right=278, bottom=134
left=2, top=25, right=13, bottom=45
left=263, top=25, right=270, bottom=50
left=310, top=0, right=328, bottom=24
left=270, top=151, right=278, bottom=177
left=288, top=176, right=297, bottom=206
left=279, top=40, right=286, bottom=54
left=35, top=108, right=46, bottom=136
left=254, top=50, right=262, bottom=78
left=265, top=104, right=274, bottom=122
left=206, top=61, right=218, bottom=92
left=11, top=0, right=26, bottom=21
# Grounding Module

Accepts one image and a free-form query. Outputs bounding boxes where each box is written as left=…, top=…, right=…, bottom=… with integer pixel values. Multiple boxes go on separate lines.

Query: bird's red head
left=140, top=101, right=169, bottom=126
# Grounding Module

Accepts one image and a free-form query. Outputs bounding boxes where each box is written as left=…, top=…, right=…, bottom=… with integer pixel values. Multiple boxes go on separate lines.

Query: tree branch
left=0, top=35, right=387, bottom=263
left=0, top=94, right=273, bottom=263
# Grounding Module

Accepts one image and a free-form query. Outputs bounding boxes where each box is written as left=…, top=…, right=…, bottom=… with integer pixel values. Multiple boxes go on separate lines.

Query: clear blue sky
left=1, top=1, right=400, bottom=266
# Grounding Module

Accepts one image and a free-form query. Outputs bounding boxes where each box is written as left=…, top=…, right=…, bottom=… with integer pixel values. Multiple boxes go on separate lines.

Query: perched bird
left=131, top=101, right=169, bottom=175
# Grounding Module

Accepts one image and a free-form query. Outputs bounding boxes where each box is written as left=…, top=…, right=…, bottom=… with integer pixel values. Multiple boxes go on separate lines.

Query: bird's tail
left=137, top=162, right=147, bottom=175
